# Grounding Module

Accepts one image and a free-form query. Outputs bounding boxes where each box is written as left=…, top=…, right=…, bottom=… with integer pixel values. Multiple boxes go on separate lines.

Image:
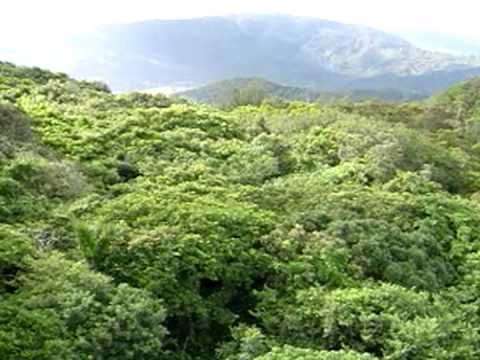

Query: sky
left=1, top=0, right=480, bottom=41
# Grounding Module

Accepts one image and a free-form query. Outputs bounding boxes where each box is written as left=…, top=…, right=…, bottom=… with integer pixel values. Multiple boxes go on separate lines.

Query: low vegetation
left=2, top=60, right=480, bottom=359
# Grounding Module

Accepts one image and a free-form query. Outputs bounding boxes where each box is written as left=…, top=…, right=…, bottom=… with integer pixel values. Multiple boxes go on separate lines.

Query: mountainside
left=20, top=14, right=479, bottom=96
left=4, top=60, right=480, bottom=359
left=177, top=77, right=427, bottom=105
left=429, top=75, right=480, bottom=117
left=177, top=78, right=328, bottom=105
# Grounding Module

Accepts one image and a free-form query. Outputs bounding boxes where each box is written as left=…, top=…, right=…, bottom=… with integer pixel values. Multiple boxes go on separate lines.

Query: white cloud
left=1, top=0, right=479, bottom=43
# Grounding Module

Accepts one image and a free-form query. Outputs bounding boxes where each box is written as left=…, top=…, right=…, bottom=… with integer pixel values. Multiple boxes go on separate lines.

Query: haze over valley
left=2, top=13, right=480, bottom=99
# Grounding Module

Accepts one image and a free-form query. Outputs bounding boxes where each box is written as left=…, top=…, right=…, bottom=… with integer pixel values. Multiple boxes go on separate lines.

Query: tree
left=1, top=253, right=169, bottom=360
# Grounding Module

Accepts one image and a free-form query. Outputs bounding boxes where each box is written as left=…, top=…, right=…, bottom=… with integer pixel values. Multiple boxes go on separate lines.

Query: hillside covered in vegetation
left=176, top=78, right=424, bottom=106
left=177, top=78, right=328, bottom=106
left=2, top=60, right=480, bottom=359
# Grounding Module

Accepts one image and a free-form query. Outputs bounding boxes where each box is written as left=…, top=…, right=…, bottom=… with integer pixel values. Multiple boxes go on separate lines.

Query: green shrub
left=0, top=103, right=32, bottom=142
left=6, top=154, right=86, bottom=199
left=256, top=284, right=478, bottom=358
left=256, top=346, right=377, bottom=360
left=0, top=225, right=35, bottom=294
left=8, top=253, right=169, bottom=359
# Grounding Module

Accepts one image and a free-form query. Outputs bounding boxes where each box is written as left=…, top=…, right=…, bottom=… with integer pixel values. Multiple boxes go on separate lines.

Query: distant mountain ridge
left=177, top=78, right=326, bottom=104
left=177, top=77, right=427, bottom=104
left=4, top=14, right=480, bottom=97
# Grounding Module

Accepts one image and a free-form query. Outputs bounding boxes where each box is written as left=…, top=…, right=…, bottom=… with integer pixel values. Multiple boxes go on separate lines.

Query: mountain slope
left=177, top=77, right=428, bottom=104
left=4, top=61, right=480, bottom=359
left=177, top=78, right=328, bottom=105
left=46, top=14, right=480, bottom=94
left=429, top=76, right=480, bottom=118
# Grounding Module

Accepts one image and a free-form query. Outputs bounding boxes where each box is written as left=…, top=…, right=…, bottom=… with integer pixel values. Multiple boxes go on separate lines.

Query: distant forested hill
left=176, top=78, right=429, bottom=105
left=176, top=78, right=328, bottom=105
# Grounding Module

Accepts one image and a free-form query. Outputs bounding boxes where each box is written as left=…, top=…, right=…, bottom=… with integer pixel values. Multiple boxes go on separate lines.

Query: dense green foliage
left=2, top=61, right=480, bottom=359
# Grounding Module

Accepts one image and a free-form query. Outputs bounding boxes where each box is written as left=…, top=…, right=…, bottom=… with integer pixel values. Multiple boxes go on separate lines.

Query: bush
left=6, top=253, right=169, bottom=359
left=0, top=103, right=32, bottom=142
left=256, top=284, right=478, bottom=358
left=6, top=154, right=86, bottom=199
left=256, top=346, right=377, bottom=360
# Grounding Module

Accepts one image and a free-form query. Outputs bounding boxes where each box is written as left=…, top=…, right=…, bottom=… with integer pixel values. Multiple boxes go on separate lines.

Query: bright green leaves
left=255, top=284, right=478, bottom=359
left=1, top=253, right=169, bottom=360
left=256, top=346, right=377, bottom=360
left=0, top=300, right=72, bottom=360
left=220, top=134, right=296, bottom=185
left=3, top=60, right=480, bottom=359
left=74, top=186, right=277, bottom=356
left=259, top=175, right=480, bottom=290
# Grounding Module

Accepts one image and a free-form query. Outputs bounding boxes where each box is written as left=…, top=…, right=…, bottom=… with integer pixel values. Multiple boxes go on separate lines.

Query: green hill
left=177, top=78, right=427, bottom=105
left=430, top=76, right=480, bottom=117
left=2, top=60, right=480, bottom=359
left=176, top=78, right=329, bottom=105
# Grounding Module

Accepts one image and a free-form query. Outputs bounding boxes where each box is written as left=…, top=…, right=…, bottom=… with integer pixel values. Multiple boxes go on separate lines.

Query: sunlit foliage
left=2, top=61, right=480, bottom=359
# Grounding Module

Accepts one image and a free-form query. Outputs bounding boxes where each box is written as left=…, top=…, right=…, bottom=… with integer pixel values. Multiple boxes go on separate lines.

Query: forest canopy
left=1, top=60, right=480, bottom=359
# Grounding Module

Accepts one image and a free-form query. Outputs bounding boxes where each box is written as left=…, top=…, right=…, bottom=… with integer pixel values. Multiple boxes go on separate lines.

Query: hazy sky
left=1, top=0, right=479, bottom=40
